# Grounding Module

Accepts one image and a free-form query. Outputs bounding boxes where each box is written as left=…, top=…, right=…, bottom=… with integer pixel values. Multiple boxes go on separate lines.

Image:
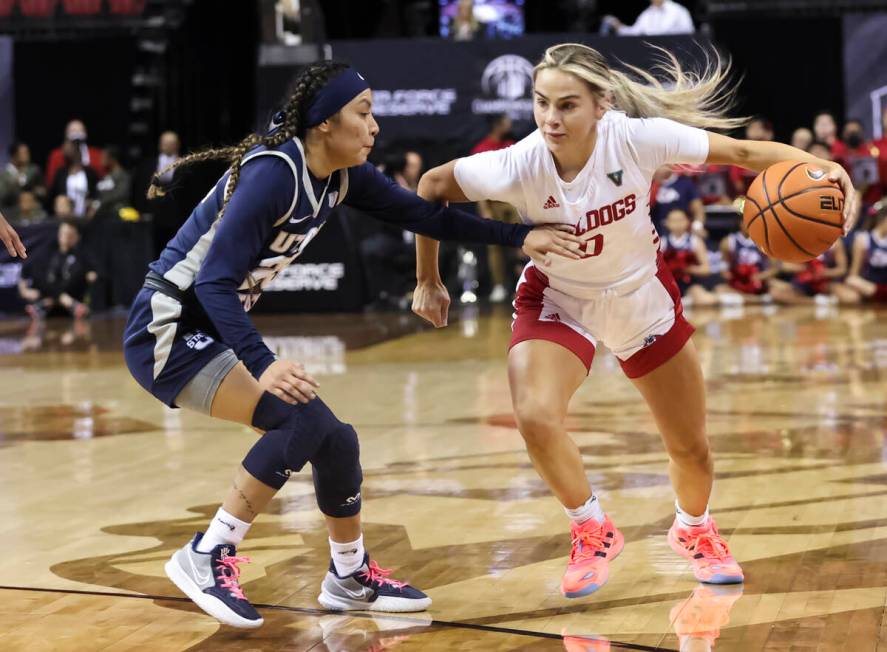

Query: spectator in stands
left=660, top=208, right=717, bottom=306
left=813, top=111, right=847, bottom=162
left=11, top=191, right=48, bottom=225
left=451, top=0, right=479, bottom=41
left=45, top=120, right=106, bottom=186
left=0, top=142, right=46, bottom=210
left=651, top=165, right=705, bottom=235
left=471, top=114, right=521, bottom=301
left=18, top=221, right=97, bottom=320
left=692, top=163, right=733, bottom=205
left=471, top=114, right=514, bottom=154
left=53, top=195, right=75, bottom=221
left=715, top=223, right=778, bottom=304
left=602, top=0, right=694, bottom=36
left=808, top=140, right=833, bottom=162
left=841, top=119, right=882, bottom=205
left=833, top=200, right=887, bottom=304
left=95, top=146, right=132, bottom=219
left=50, top=140, right=99, bottom=220
left=134, top=130, right=182, bottom=256
left=402, top=150, right=423, bottom=192
left=769, top=240, right=846, bottom=306
left=790, top=127, right=814, bottom=152
left=730, top=116, right=773, bottom=196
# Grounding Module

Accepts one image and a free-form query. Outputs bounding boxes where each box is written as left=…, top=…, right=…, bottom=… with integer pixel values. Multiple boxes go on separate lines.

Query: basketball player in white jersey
left=412, top=43, right=858, bottom=598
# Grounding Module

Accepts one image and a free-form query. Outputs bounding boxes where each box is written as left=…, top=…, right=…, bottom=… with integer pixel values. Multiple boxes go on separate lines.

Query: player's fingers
left=550, top=224, right=579, bottom=237
left=11, top=231, right=26, bottom=259
left=555, top=234, right=582, bottom=250
left=437, top=303, right=448, bottom=328
left=285, top=373, right=318, bottom=397
left=552, top=243, right=582, bottom=260
left=279, top=379, right=313, bottom=404
left=271, top=386, right=298, bottom=405
left=290, top=368, right=319, bottom=388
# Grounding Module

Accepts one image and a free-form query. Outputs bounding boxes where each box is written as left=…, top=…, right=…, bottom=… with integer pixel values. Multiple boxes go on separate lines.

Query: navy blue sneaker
left=317, top=554, right=431, bottom=612
left=164, top=532, right=263, bottom=628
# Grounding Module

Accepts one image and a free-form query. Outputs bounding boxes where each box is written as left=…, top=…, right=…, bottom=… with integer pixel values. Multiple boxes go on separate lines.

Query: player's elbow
left=417, top=167, right=448, bottom=202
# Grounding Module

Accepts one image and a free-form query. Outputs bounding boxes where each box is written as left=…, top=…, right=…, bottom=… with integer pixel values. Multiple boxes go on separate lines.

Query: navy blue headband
left=304, top=68, right=370, bottom=128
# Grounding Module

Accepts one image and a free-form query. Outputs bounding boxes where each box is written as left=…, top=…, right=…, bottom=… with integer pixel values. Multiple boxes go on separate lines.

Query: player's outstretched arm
left=0, top=210, right=26, bottom=259
left=706, top=132, right=858, bottom=232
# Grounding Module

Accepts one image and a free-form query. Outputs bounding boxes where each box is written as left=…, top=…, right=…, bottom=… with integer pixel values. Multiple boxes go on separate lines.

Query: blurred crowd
left=3, top=104, right=887, bottom=322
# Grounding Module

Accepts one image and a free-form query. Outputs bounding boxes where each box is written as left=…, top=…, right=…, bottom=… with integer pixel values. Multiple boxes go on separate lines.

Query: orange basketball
left=742, top=160, right=845, bottom=263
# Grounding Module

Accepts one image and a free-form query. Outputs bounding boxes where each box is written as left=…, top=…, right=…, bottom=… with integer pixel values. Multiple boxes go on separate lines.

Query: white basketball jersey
left=455, top=111, right=709, bottom=296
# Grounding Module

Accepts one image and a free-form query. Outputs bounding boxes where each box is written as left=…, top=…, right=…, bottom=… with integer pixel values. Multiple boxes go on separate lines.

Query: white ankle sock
left=330, top=534, right=365, bottom=576
left=675, top=500, right=710, bottom=528
left=564, top=493, right=605, bottom=525
left=196, top=508, right=251, bottom=553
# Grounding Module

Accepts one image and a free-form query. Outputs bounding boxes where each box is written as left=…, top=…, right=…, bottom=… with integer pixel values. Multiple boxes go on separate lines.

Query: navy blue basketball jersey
left=144, top=137, right=530, bottom=378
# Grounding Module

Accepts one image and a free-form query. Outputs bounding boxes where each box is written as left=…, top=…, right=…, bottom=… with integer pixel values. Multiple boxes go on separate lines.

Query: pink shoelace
left=215, top=554, right=251, bottom=600
left=569, top=522, right=607, bottom=564
left=360, top=561, right=406, bottom=589
left=685, top=524, right=732, bottom=561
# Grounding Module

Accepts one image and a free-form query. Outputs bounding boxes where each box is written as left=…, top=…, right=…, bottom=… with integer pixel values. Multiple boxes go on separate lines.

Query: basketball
left=742, top=160, right=845, bottom=263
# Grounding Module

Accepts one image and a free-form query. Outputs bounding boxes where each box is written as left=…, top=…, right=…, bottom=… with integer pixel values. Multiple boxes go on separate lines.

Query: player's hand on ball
left=522, top=224, right=583, bottom=267
left=259, top=359, right=319, bottom=404
left=412, top=279, right=450, bottom=328
left=821, top=161, right=858, bottom=234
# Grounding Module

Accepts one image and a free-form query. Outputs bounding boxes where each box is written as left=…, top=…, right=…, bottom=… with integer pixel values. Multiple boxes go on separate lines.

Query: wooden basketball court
left=1, top=304, right=886, bottom=651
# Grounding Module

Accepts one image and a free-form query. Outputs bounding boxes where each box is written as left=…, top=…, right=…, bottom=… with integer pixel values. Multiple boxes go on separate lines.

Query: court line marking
left=0, top=584, right=675, bottom=651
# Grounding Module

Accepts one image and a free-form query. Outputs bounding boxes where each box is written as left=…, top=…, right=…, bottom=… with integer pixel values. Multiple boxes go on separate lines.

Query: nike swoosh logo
left=188, top=552, right=211, bottom=585
left=289, top=214, right=313, bottom=223
left=340, top=584, right=373, bottom=600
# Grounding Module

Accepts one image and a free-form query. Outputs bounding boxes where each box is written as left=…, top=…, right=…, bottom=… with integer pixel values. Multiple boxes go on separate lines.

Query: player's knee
left=241, top=397, right=346, bottom=491
left=312, top=422, right=363, bottom=518
left=667, top=436, right=712, bottom=469
left=514, top=399, right=564, bottom=447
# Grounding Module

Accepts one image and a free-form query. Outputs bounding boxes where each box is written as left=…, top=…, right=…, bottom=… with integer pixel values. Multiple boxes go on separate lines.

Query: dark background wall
left=8, top=0, right=852, bottom=168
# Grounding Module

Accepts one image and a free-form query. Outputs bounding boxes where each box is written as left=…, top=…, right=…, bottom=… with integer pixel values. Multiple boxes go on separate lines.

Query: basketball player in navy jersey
left=835, top=200, right=887, bottom=303
left=123, top=61, right=580, bottom=628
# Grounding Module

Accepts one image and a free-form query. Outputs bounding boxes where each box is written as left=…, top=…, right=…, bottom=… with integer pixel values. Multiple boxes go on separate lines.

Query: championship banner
left=844, top=13, right=887, bottom=140
left=257, top=34, right=709, bottom=145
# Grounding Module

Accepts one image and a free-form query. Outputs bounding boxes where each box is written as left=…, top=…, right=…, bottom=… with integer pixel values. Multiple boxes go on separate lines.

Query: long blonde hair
left=534, top=43, right=746, bottom=131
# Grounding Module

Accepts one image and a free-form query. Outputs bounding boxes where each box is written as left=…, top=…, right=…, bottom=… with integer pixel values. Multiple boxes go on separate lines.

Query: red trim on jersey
left=619, top=255, right=695, bottom=379
left=509, top=266, right=596, bottom=370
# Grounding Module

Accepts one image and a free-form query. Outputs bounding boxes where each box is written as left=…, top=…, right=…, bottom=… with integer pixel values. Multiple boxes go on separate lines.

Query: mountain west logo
left=607, top=169, right=624, bottom=187
left=472, top=54, right=535, bottom=120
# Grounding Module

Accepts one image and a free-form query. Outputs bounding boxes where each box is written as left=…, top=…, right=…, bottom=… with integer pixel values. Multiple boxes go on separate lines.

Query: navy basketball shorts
left=124, top=288, right=236, bottom=408
left=509, top=256, right=694, bottom=379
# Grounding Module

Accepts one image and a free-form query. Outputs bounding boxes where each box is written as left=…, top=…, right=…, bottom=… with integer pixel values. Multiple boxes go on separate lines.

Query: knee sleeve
left=241, top=397, right=343, bottom=490
left=311, top=421, right=363, bottom=518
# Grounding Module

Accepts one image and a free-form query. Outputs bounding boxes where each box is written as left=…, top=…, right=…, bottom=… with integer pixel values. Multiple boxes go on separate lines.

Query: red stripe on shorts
left=509, top=266, right=596, bottom=371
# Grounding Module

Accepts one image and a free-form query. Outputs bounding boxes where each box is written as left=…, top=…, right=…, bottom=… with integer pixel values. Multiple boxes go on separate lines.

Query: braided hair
left=146, top=60, right=350, bottom=225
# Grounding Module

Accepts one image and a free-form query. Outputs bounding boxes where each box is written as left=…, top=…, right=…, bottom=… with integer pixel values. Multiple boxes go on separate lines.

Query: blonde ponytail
left=534, top=43, right=746, bottom=131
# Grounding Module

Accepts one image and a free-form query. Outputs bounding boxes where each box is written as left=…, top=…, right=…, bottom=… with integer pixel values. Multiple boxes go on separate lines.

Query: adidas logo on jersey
left=541, top=311, right=561, bottom=322
left=543, top=195, right=560, bottom=209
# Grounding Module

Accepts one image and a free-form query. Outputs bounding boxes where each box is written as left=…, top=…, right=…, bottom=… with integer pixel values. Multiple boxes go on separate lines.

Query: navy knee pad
left=241, top=397, right=343, bottom=490
left=312, top=421, right=363, bottom=518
